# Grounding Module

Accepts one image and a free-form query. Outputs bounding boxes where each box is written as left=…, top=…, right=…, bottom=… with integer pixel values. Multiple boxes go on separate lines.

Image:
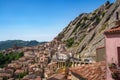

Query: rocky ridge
left=0, top=1, right=120, bottom=79
left=56, top=0, right=120, bottom=57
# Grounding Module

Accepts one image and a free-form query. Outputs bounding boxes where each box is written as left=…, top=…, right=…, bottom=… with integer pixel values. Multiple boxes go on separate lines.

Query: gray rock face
left=56, top=1, right=120, bottom=57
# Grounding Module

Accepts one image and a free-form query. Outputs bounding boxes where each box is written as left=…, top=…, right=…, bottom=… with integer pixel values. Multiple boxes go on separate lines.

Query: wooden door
left=118, top=47, right=120, bottom=66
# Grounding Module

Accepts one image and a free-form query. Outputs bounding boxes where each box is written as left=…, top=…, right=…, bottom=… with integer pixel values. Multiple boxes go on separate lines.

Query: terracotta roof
left=104, top=25, right=120, bottom=34
left=0, top=73, right=12, bottom=77
left=48, top=62, right=57, bottom=66
left=35, top=76, right=41, bottom=80
left=69, top=61, right=106, bottom=80
left=48, top=73, right=66, bottom=80
left=45, top=70, right=55, bottom=77
left=15, top=69, right=24, bottom=74
left=96, top=46, right=105, bottom=49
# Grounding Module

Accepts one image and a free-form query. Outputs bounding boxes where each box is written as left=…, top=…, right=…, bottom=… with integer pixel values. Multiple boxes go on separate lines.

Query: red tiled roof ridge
left=96, top=46, right=105, bottom=49
left=69, top=61, right=106, bottom=80
left=104, top=25, right=120, bottom=34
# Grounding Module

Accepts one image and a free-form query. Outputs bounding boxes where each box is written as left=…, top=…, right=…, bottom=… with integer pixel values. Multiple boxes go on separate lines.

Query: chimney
left=116, top=12, right=119, bottom=20
left=115, top=11, right=120, bottom=26
left=116, top=0, right=120, bottom=3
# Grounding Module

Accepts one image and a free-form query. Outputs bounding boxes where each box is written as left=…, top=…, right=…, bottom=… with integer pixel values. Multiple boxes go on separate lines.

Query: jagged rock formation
left=56, top=0, right=120, bottom=57
left=1, top=1, right=120, bottom=79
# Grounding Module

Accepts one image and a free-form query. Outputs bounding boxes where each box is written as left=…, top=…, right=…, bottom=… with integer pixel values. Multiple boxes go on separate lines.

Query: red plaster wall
left=105, top=34, right=120, bottom=80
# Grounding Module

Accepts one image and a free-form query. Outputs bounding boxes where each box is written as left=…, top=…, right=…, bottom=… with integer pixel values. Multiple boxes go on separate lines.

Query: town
left=0, top=0, right=120, bottom=80
left=0, top=15, right=120, bottom=79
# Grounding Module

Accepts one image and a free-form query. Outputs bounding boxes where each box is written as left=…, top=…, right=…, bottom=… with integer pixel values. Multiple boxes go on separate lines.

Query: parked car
left=83, top=58, right=95, bottom=63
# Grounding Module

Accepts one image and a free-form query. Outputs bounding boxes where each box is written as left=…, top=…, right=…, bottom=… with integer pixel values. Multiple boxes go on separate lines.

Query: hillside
left=0, top=40, right=46, bottom=50
left=56, top=0, right=120, bottom=57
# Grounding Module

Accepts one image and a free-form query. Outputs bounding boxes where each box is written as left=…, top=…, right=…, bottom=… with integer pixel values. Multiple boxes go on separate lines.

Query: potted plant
left=108, top=63, right=117, bottom=72
left=108, top=63, right=120, bottom=79
left=111, top=72, right=118, bottom=80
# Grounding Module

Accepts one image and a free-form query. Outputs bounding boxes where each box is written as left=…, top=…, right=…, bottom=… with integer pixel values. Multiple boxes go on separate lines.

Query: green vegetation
left=57, top=33, right=64, bottom=40
left=83, top=17, right=88, bottom=21
left=72, top=17, right=87, bottom=33
left=66, top=62, right=72, bottom=67
left=79, top=34, right=86, bottom=43
left=99, top=22, right=108, bottom=33
left=73, top=21, right=85, bottom=32
left=18, top=72, right=28, bottom=80
left=0, top=40, right=46, bottom=51
left=73, top=22, right=81, bottom=33
left=66, top=37, right=74, bottom=48
left=80, top=22, right=86, bottom=29
left=92, top=12, right=96, bottom=15
left=95, top=17, right=101, bottom=24
left=0, top=52, right=24, bottom=68
left=102, top=11, right=106, bottom=17
left=83, top=23, right=90, bottom=29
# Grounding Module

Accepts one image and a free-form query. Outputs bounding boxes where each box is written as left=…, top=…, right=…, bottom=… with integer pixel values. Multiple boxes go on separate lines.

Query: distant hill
left=0, top=40, right=46, bottom=50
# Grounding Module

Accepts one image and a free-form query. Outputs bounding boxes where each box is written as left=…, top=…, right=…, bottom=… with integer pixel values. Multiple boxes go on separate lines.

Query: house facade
left=104, top=24, right=120, bottom=80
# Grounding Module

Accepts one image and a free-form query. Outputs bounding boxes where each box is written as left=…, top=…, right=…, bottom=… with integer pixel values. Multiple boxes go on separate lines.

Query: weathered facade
left=104, top=21, right=120, bottom=80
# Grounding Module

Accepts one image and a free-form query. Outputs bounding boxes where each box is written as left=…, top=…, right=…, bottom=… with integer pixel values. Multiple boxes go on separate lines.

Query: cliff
left=56, top=0, right=120, bottom=57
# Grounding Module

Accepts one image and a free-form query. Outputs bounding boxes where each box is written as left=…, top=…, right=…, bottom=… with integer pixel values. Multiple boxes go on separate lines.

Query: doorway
left=117, top=47, right=120, bottom=66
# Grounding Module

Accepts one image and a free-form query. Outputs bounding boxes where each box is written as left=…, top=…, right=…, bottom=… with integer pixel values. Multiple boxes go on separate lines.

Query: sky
left=0, top=0, right=115, bottom=42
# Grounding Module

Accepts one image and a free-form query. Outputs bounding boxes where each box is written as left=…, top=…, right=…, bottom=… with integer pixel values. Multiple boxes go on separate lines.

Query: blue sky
left=0, top=0, right=115, bottom=42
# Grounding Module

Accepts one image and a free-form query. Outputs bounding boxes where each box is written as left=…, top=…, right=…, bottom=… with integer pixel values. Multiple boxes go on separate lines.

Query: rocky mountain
left=0, top=40, right=46, bottom=50
left=56, top=0, right=120, bottom=57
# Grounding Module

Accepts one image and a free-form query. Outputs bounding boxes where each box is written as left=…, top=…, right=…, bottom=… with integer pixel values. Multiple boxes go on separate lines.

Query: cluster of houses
left=0, top=35, right=89, bottom=80
left=42, top=11, right=120, bottom=80
left=0, top=12, right=120, bottom=80
left=0, top=47, right=42, bottom=80
left=0, top=38, right=71, bottom=80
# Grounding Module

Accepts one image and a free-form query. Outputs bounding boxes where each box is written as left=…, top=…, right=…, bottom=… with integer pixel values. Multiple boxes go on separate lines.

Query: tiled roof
left=96, top=46, right=105, bottom=49
left=35, top=76, right=41, bottom=80
left=47, top=73, right=66, bottom=80
left=69, top=61, right=106, bottom=80
left=15, top=69, right=24, bottom=74
left=0, top=73, right=12, bottom=77
left=104, top=25, right=120, bottom=34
